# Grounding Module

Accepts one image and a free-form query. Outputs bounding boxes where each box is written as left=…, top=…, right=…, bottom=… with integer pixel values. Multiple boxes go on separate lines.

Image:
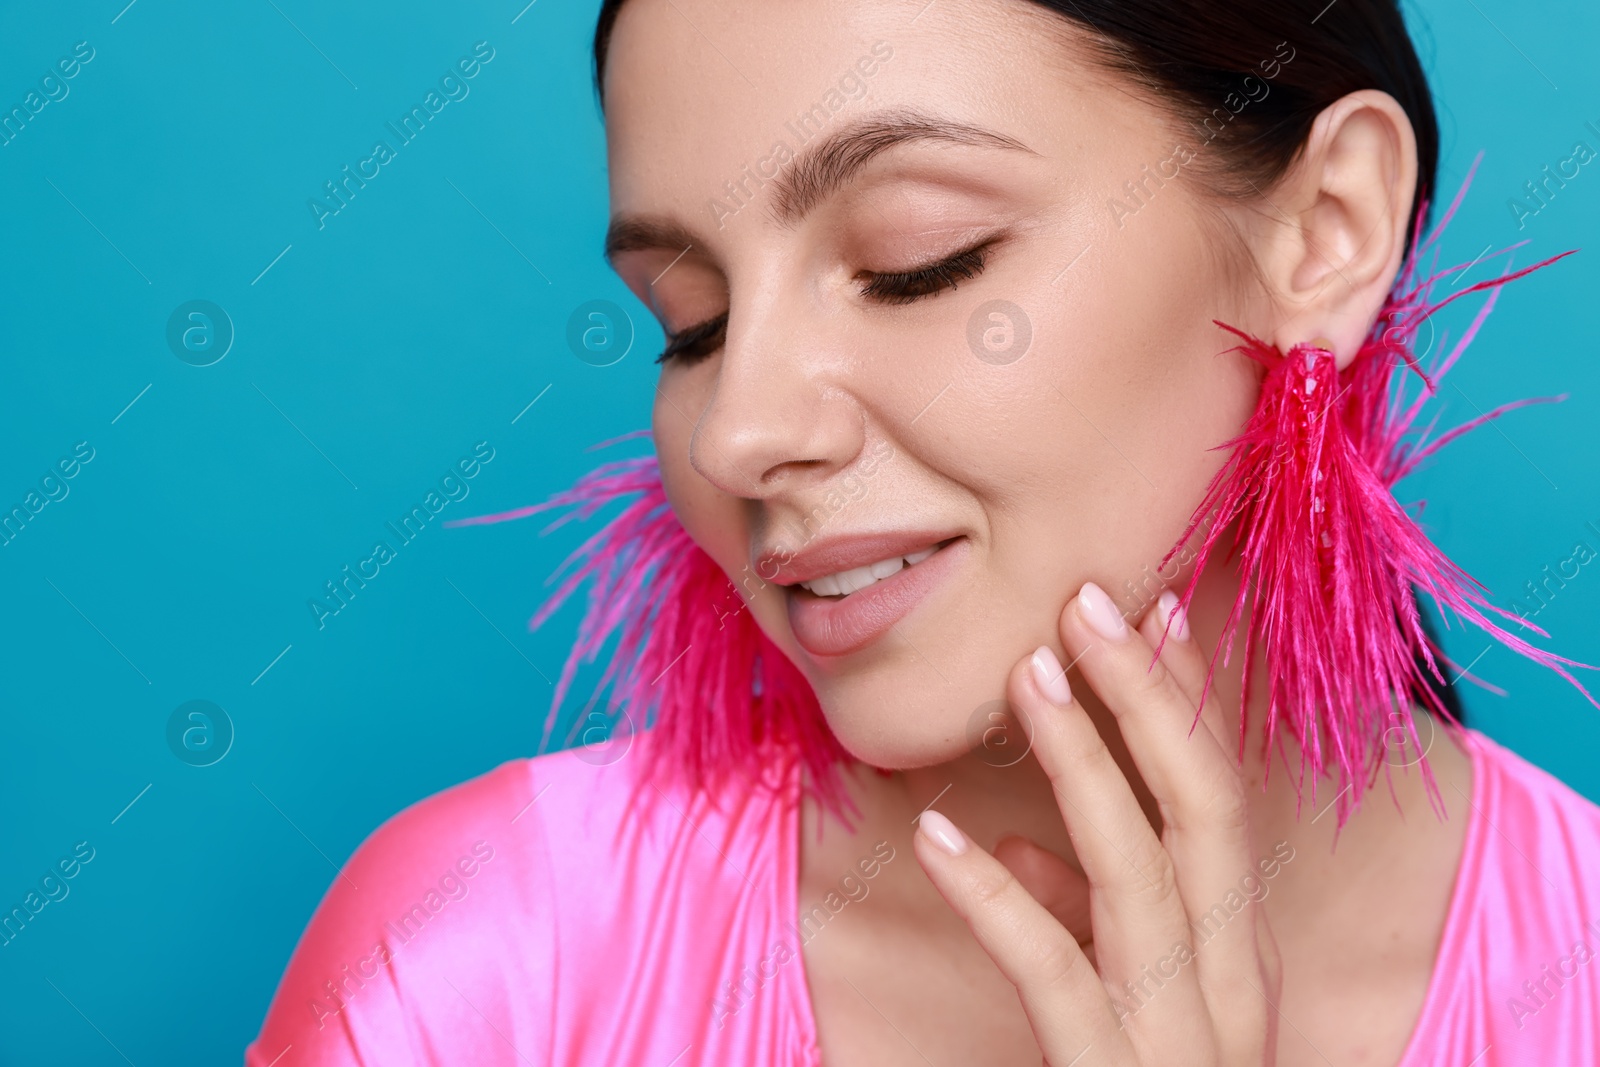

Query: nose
left=685, top=294, right=865, bottom=500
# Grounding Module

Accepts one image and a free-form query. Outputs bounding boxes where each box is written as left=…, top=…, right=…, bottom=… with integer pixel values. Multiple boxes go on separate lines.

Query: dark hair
left=591, top=0, right=1462, bottom=726
left=592, top=0, right=1439, bottom=243
left=1417, top=599, right=1467, bottom=726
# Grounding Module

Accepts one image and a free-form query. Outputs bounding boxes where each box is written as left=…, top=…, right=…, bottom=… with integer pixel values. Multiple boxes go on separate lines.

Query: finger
left=913, top=810, right=1130, bottom=1061
left=1137, top=590, right=1202, bottom=704
left=993, top=834, right=1093, bottom=947
left=1012, top=646, right=1210, bottom=1028
left=1063, top=581, right=1248, bottom=848
left=1061, top=582, right=1263, bottom=1016
left=1137, top=589, right=1230, bottom=755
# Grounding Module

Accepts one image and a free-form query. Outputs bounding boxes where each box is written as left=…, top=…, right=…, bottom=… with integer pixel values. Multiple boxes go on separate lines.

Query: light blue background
left=1, top=0, right=1596, bottom=1062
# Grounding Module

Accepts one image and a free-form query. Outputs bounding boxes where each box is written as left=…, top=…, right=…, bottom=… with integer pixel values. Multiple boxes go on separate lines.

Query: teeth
left=869, top=557, right=905, bottom=580
left=808, top=573, right=844, bottom=597
left=799, top=544, right=941, bottom=598
left=835, top=565, right=878, bottom=595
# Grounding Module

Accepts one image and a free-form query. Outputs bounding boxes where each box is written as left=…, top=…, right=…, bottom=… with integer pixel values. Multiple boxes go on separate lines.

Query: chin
left=772, top=623, right=1020, bottom=772
left=813, top=688, right=982, bottom=770
left=746, top=533, right=1052, bottom=771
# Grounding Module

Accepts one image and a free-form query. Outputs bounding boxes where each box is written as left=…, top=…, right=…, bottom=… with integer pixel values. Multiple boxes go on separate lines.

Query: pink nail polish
left=919, top=810, right=968, bottom=855
left=1157, top=590, right=1190, bottom=641
left=1077, top=581, right=1128, bottom=640
left=1030, top=646, right=1074, bottom=706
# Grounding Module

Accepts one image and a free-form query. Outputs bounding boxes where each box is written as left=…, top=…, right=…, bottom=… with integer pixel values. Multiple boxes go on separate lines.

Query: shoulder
left=246, top=735, right=799, bottom=1066
left=244, top=747, right=610, bottom=1067
left=1464, top=728, right=1600, bottom=872
left=1409, top=729, right=1600, bottom=1062
left=1458, top=729, right=1600, bottom=946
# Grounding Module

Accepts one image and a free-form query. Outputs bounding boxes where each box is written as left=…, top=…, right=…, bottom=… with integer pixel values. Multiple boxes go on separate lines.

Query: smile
left=797, top=544, right=941, bottom=598
left=783, top=536, right=968, bottom=657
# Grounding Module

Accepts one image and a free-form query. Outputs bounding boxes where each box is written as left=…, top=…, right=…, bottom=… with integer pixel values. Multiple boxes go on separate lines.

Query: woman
left=247, top=0, right=1600, bottom=1063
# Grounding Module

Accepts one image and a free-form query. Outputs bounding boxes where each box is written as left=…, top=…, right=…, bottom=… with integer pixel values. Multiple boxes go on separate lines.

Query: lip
left=785, top=536, right=969, bottom=657
left=758, top=529, right=962, bottom=587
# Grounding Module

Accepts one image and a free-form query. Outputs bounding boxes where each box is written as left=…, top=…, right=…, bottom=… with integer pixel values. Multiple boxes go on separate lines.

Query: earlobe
left=1261, top=90, right=1419, bottom=368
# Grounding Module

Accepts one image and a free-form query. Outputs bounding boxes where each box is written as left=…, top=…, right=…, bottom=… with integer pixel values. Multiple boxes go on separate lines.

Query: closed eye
left=655, top=311, right=728, bottom=365
left=654, top=239, right=995, bottom=366
left=857, top=242, right=990, bottom=305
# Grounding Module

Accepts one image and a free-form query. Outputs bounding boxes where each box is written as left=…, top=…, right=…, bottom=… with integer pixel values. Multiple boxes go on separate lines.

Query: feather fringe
left=1155, top=157, right=1598, bottom=828
left=448, top=432, right=856, bottom=820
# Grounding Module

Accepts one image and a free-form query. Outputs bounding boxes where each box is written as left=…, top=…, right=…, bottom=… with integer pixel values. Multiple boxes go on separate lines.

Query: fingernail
left=1157, top=590, right=1190, bottom=641
left=1076, top=581, right=1128, bottom=640
left=919, top=810, right=968, bottom=856
left=1030, top=646, right=1074, bottom=706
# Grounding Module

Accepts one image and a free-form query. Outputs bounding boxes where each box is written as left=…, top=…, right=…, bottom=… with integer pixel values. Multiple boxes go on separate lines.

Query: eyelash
left=655, top=312, right=729, bottom=365
left=653, top=242, right=993, bottom=366
left=857, top=244, right=989, bottom=305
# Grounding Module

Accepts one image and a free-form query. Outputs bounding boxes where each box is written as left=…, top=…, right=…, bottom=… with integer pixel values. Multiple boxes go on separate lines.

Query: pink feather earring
left=447, top=434, right=857, bottom=819
left=1154, top=160, right=1599, bottom=828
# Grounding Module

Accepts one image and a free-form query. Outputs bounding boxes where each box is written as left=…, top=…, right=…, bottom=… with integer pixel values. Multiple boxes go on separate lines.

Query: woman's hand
left=913, top=582, right=1281, bottom=1065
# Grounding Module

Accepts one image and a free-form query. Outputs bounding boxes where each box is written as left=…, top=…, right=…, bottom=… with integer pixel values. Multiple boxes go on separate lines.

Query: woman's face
left=603, top=0, right=1266, bottom=768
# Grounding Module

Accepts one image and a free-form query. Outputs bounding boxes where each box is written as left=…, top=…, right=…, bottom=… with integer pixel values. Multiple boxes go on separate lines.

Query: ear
left=1254, top=90, right=1418, bottom=369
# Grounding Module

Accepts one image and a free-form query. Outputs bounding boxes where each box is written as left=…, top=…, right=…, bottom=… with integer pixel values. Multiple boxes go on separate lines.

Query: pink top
left=246, top=729, right=1600, bottom=1066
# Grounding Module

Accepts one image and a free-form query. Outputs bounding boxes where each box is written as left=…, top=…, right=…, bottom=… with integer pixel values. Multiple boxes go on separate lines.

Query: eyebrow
left=603, top=107, right=1036, bottom=263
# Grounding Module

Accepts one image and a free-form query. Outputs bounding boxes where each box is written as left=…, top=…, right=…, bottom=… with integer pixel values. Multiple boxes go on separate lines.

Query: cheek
left=654, top=383, right=736, bottom=562
left=653, top=383, right=791, bottom=626
left=943, top=221, right=1241, bottom=575
left=1055, top=219, right=1252, bottom=542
